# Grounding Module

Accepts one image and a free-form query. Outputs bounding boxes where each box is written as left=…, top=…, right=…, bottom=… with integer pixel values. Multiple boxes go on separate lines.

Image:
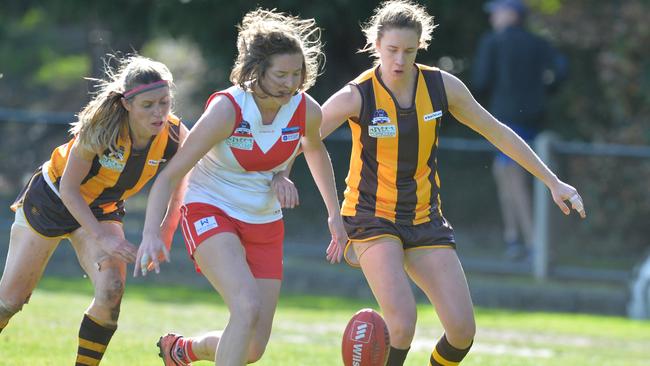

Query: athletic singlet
left=184, top=86, right=306, bottom=224
left=342, top=64, right=449, bottom=225
left=16, top=115, right=181, bottom=215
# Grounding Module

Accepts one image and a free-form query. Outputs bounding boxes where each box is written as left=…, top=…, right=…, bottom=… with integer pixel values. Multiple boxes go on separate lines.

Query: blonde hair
left=70, top=55, right=173, bottom=155
left=230, top=8, right=324, bottom=93
left=360, top=0, right=437, bottom=59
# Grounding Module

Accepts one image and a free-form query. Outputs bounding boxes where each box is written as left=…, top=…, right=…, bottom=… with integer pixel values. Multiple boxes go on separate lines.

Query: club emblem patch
left=369, top=109, right=396, bottom=138
left=234, top=120, right=252, bottom=136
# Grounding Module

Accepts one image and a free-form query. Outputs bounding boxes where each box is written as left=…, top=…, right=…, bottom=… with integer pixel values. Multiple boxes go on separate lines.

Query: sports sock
left=386, top=346, right=410, bottom=366
left=429, top=334, right=473, bottom=365
left=175, top=336, right=199, bottom=363
left=75, top=314, right=117, bottom=366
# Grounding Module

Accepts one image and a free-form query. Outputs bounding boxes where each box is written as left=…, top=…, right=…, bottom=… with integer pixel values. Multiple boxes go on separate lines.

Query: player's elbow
left=58, top=181, right=79, bottom=207
left=155, top=167, right=181, bottom=192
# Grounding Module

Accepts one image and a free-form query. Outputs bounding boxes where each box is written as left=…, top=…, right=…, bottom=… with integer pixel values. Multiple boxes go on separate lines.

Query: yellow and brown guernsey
left=48, top=115, right=180, bottom=214
left=342, top=65, right=448, bottom=226
left=30, top=115, right=179, bottom=215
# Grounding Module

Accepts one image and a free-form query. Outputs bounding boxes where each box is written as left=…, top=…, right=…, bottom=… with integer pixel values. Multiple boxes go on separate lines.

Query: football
left=342, top=308, right=390, bottom=366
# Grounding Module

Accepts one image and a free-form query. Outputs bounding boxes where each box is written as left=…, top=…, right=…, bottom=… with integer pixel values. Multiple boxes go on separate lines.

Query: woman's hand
left=133, top=232, right=170, bottom=277
left=272, top=172, right=299, bottom=209
left=325, top=215, right=348, bottom=264
left=549, top=180, right=587, bottom=218
left=96, top=234, right=137, bottom=264
left=145, top=227, right=175, bottom=271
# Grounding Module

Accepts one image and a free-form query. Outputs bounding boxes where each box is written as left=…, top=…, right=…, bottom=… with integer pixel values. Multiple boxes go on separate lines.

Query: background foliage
left=1, top=0, right=648, bottom=264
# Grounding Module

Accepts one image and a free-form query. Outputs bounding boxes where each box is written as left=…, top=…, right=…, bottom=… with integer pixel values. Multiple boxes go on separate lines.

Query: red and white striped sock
left=174, top=337, right=198, bottom=364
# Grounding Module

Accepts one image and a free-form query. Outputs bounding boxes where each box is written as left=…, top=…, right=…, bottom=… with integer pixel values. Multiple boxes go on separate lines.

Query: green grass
left=1, top=277, right=649, bottom=366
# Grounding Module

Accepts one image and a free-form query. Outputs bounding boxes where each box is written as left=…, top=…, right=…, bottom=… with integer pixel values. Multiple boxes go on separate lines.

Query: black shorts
left=342, top=215, right=456, bottom=266
left=11, top=168, right=124, bottom=238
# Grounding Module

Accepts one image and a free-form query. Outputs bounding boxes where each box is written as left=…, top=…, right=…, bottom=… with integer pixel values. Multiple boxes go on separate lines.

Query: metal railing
left=533, top=133, right=650, bottom=280
left=329, top=127, right=650, bottom=282
left=0, top=107, right=74, bottom=125
left=4, top=108, right=650, bottom=283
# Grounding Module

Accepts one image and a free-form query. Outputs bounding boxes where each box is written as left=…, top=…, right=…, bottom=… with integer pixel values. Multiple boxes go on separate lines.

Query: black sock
left=75, top=314, right=117, bottom=366
left=386, top=346, right=410, bottom=366
left=430, top=334, right=473, bottom=365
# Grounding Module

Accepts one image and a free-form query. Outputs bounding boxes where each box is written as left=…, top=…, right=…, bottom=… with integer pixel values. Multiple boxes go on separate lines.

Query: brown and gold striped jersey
left=42, top=115, right=181, bottom=215
left=341, top=65, right=448, bottom=225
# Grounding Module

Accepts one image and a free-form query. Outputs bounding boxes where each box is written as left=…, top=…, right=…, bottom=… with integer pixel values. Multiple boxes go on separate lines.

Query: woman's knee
left=446, top=317, right=476, bottom=345
left=246, top=322, right=274, bottom=363
left=385, top=309, right=417, bottom=344
left=89, top=279, right=124, bottom=324
left=230, top=292, right=262, bottom=328
left=0, top=295, right=29, bottom=322
left=247, top=343, right=267, bottom=364
left=94, top=277, right=125, bottom=307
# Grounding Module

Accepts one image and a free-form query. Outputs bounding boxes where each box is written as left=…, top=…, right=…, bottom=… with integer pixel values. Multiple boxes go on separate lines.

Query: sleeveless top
left=37, top=115, right=181, bottom=215
left=184, top=86, right=306, bottom=223
left=342, top=64, right=449, bottom=225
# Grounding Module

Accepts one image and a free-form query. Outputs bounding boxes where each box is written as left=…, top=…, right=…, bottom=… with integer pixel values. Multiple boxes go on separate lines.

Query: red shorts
left=180, top=202, right=284, bottom=280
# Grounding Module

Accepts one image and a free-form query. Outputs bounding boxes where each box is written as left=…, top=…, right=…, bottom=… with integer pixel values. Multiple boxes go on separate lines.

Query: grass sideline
left=1, top=277, right=649, bottom=365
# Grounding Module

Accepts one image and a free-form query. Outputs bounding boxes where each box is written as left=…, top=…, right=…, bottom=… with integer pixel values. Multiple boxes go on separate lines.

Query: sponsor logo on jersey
left=369, top=125, right=397, bottom=138
left=281, top=133, right=300, bottom=142
left=226, top=136, right=254, bottom=150
left=234, top=120, right=252, bottom=136
left=99, top=146, right=126, bottom=171
left=369, top=109, right=396, bottom=138
left=194, top=216, right=218, bottom=235
left=424, top=110, right=443, bottom=121
left=281, top=126, right=301, bottom=142
left=99, top=155, right=125, bottom=172
left=148, top=158, right=167, bottom=166
left=281, top=126, right=300, bottom=133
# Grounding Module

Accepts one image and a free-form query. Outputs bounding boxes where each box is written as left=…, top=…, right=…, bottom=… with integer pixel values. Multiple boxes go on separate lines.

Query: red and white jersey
left=184, top=85, right=306, bottom=223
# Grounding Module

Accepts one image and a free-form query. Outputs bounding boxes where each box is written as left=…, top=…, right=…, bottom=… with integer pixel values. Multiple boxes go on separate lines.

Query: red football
left=342, top=308, right=390, bottom=366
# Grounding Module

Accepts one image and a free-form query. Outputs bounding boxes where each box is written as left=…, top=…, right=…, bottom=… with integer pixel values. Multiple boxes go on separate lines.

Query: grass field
left=1, top=277, right=649, bottom=366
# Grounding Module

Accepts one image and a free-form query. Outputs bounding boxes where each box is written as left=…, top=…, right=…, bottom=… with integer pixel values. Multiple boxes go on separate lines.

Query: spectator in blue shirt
left=472, top=0, right=568, bottom=260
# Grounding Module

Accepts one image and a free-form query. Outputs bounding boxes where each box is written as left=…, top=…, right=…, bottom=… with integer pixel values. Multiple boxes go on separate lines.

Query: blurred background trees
left=1, top=0, right=648, bottom=267
left=3, top=0, right=647, bottom=139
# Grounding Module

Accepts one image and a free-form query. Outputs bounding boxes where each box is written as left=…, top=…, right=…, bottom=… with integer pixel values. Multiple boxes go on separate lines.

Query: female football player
left=136, top=8, right=347, bottom=366
left=319, top=1, right=586, bottom=365
left=0, top=55, right=187, bottom=365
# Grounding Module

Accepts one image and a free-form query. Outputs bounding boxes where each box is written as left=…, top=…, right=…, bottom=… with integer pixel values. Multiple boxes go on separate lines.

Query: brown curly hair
left=230, top=8, right=324, bottom=94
